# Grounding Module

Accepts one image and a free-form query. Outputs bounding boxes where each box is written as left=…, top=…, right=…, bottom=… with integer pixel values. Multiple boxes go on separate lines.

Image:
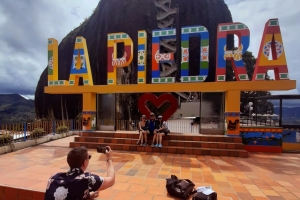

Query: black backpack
left=166, top=175, right=197, bottom=199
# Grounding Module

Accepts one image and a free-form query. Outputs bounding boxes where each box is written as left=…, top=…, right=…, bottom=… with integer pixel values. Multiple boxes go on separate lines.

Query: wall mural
left=138, top=93, right=178, bottom=120
left=240, top=127, right=283, bottom=153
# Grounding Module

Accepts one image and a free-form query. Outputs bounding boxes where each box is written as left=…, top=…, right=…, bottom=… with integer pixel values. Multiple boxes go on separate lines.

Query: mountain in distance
left=274, top=107, right=300, bottom=119
left=0, top=94, right=35, bottom=125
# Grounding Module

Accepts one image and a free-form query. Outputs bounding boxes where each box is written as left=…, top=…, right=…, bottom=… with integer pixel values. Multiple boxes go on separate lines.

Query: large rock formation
left=35, top=0, right=234, bottom=120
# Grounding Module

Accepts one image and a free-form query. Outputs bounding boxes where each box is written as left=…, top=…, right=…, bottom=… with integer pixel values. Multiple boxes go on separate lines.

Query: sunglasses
left=88, top=155, right=91, bottom=160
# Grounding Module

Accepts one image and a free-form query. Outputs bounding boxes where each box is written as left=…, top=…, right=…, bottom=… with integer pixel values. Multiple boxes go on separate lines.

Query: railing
left=240, top=116, right=279, bottom=127
left=0, top=119, right=83, bottom=146
left=115, top=116, right=224, bottom=134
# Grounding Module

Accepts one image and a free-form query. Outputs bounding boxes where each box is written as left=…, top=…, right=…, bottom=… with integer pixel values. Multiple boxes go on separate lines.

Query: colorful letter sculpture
left=253, top=19, right=289, bottom=81
left=152, top=29, right=176, bottom=84
left=47, top=38, right=59, bottom=85
left=68, top=37, right=93, bottom=86
left=107, top=32, right=134, bottom=85
left=138, top=30, right=147, bottom=84
left=138, top=93, right=178, bottom=120
left=216, top=22, right=250, bottom=81
left=181, top=26, right=209, bottom=82
left=48, top=39, right=68, bottom=86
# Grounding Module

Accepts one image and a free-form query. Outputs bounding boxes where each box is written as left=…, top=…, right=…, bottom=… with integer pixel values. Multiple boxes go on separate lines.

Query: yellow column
left=82, top=93, right=96, bottom=131
left=225, top=90, right=241, bottom=135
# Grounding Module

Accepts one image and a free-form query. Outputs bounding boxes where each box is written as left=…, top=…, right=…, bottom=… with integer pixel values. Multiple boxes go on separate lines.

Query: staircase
left=70, top=131, right=248, bottom=157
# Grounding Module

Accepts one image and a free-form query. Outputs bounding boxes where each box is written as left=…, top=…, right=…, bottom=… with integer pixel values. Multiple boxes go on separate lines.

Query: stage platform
left=1, top=136, right=300, bottom=199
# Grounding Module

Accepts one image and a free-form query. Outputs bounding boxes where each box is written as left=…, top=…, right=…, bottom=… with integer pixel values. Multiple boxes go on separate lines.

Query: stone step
left=69, top=142, right=248, bottom=158
left=74, top=136, right=245, bottom=150
left=78, top=132, right=242, bottom=143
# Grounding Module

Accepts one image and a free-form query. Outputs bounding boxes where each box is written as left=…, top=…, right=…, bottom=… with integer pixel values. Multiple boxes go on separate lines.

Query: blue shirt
left=149, top=120, right=155, bottom=131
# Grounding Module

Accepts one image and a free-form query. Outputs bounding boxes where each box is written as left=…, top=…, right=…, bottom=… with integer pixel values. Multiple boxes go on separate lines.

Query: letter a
left=253, top=19, right=289, bottom=81
left=68, top=37, right=93, bottom=86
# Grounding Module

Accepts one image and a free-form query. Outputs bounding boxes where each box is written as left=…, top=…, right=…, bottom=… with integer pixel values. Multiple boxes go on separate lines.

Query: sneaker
left=158, top=144, right=162, bottom=148
left=155, top=144, right=159, bottom=147
left=151, top=143, right=155, bottom=147
left=140, top=143, right=143, bottom=147
left=136, top=140, right=140, bottom=145
left=143, top=143, right=148, bottom=146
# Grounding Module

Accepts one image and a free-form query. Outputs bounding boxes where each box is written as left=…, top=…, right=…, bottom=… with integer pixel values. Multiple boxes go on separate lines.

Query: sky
left=0, top=0, right=299, bottom=100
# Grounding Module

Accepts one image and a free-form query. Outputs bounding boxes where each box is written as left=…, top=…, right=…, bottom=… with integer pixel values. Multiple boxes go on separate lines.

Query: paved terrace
left=0, top=136, right=300, bottom=200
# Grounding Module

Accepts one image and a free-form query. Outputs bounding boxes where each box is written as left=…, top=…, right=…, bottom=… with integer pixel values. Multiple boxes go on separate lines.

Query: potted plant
left=0, top=131, right=13, bottom=146
left=30, top=128, right=45, bottom=139
left=57, top=126, right=69, bottom=137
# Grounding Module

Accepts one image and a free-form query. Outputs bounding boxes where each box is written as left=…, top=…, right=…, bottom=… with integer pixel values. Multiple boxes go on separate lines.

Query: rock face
left=35, top=0, right=233, bottom=119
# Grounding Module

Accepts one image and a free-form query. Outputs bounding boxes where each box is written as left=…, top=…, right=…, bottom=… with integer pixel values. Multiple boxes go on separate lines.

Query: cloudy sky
left=0, top=0, right=299, bottom=100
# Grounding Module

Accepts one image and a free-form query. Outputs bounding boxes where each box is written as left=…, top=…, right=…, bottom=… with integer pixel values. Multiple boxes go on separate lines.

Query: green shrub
left=57, top=126, right=69, bottom=134
left=0, top=133, right=13, bottom=145
left=30, top=128, right=45, bottom=138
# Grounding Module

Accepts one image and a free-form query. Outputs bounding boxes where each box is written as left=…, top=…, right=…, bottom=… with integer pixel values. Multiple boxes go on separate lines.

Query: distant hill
left=0, top=94, right=35, bottom=125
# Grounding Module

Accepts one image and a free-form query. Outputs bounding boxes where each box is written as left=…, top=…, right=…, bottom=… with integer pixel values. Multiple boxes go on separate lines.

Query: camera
left=96, top=146, right=109, bottom=154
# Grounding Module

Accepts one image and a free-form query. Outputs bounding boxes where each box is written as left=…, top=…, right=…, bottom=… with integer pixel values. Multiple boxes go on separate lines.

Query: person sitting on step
left=148, top=112, right=158, bottom=147
left=155, top=115, right=170, bottom=148
left=137, top=115, right=149, bottom=146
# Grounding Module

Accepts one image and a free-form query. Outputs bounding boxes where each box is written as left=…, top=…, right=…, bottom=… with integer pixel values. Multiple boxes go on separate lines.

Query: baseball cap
left=150, top=112, right=155, bottom=116
left=158, top=115, right=162, bottom=119
left=141, top=115, right=146, bottom=118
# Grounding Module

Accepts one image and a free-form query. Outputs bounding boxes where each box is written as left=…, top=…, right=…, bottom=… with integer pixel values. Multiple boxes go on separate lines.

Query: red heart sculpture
left=138, top=93, right=178, bottom=120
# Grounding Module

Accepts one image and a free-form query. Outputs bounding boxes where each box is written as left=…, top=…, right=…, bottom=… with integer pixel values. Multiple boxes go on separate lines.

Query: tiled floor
left=0, top=136, right=300, bottom=200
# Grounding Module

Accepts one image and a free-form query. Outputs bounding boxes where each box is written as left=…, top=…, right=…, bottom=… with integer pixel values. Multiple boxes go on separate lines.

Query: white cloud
left=0, top=0, right=99, bottom=95
left=225, top=0, right=300, bottom=94
left=0, top=0, right=298, bottom=96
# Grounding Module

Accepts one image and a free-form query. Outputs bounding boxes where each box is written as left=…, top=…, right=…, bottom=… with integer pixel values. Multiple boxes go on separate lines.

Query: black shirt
left=44, top=168, right=103, bottom=200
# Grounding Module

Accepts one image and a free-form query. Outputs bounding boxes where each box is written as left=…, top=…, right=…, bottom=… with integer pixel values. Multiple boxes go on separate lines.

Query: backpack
left=166, top=175, right=197, bottom=199
left=192, top=192, right=217, bottom=200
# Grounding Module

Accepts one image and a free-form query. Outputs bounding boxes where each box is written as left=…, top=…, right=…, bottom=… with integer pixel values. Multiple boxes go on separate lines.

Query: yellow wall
left=282, top=143, right=300, bottom=151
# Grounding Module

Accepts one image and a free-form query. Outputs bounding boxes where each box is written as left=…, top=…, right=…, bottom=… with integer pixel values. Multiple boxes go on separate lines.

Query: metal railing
left=115, top=116, right=224, bottom=134
left=0, top=119, right=83, bottom=146
left=240, top=116, right=279, bottom=127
